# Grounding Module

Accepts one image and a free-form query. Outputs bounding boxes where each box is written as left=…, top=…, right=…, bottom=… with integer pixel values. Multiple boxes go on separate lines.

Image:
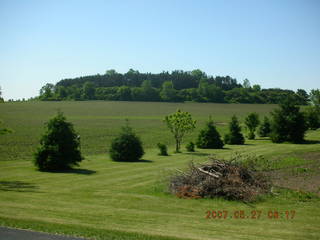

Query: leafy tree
left=258, top=116, right=271, bottom=137
left=164, top=109, right=196, bottom=153
left=270, top=99, right=307, bottom=143
left=55, top=86, right=68, bottom=100
left=117, top=86, right=132, bottom=101
left=196, top=118, right=224, bottom=149
left=125, top=69, right=141, bottom=87
left=109, top=121, right=144, bottom=161
left=295, top=89, right=309, bottom=105
left=224, top=115, right=245, bottom=145
left=106, top=69, right=118, bottom=76
left=310, top=89, right=320, bottom=111
left=198, top=80, right=224, bottom=102
left=83, top=82, right=96, bottom=100
left=34, top=112, right=83, bottom=171
left=141, top=80, right=160, bottom=101
left=130, top=87, right=144, bottom=101
left=304, top=106, right=320, bottom=130
left=243, top=79, right=251, bottom=89
left=191, top=69, right=206, bottom=81
left=252, top=84, right=261, bottom=91
left=160, top=81, right=182, bottom=102
left=244, top=112, right=260, bottom=139
left=39, top=83, right=55, bottom=100
left=74, top=86, right=83, bottom=100
left=224, top=88, right=253, bottom=103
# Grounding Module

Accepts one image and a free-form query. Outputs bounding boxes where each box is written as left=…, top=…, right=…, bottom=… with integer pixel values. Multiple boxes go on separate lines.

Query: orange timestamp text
left=205, top=210, right=296, bottom=220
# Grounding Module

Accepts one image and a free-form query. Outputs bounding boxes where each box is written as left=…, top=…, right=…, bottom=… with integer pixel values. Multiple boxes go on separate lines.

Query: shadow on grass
left=0, top=181, right=40, bottom=193
left=114, top=159, right=153, bottom=163
left=49, top=168, right=97, bottom=175
left=301, top=140, right=320, bottom=145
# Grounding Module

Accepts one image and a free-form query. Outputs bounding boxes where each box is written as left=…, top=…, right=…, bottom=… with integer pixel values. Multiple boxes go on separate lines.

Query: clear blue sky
left=0, top=0, right=319, bottom=100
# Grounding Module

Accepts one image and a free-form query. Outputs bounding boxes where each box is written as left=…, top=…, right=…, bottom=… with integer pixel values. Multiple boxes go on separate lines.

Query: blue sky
left=0, top=0, right=319, bottom=100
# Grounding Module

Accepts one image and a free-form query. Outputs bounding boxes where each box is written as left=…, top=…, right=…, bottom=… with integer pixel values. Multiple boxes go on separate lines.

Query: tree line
left=37, top=69, right=311, bottom=105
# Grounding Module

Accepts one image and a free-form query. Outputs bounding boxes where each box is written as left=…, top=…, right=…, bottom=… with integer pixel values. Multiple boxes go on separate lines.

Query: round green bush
left=196, top=118, right=224, bottom=149
left=110, top=124, right=144, bottom=162
left=186, top=141, right=195, bottom=152
left=34, top=112, right=83, bottom=171
left=157, top=143, right=168, bottom=156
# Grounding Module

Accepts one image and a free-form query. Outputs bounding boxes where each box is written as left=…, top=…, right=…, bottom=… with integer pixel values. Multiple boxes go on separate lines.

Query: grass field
left=0, top=101, right=320, bottom=240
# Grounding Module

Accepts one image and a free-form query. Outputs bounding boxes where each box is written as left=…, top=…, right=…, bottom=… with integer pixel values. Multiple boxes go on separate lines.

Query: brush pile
left=170, top=157, right=271, bottom=202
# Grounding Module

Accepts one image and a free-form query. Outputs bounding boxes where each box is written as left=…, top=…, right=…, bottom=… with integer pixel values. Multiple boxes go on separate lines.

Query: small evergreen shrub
left=270, top=99, right=307, bottom=143
left=34, top=112, right=83, bottom=171
left=109, top=122, right=144, bottom=161
left=258, top=116, right=271, bottom=137
left=186, top=142, right=195, bottom=152
left=157, top=143, right=168, bottom=156
left=224, top=115, right=245, bottom=145
left=196, top=118, right=224, bottom=149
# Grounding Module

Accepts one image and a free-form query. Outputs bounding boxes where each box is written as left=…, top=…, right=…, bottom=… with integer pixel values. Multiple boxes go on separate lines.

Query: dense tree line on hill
left=38, top=69, right=311, bottom=104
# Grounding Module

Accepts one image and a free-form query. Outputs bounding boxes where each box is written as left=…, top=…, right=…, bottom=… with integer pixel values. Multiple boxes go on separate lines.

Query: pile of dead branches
left=170, top=157, right=271, bottom=202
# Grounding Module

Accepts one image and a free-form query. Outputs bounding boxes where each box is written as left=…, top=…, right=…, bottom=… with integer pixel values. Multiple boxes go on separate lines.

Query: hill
left=37, top=69, right=309, bottom=104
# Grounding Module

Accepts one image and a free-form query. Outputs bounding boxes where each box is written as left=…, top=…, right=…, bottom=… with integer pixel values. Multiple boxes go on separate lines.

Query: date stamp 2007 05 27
left=205, top=210, right=296, bottom=220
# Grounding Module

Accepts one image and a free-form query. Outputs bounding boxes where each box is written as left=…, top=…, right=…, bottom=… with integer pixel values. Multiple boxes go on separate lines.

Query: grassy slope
left=0, top=101, right=319, bottom=240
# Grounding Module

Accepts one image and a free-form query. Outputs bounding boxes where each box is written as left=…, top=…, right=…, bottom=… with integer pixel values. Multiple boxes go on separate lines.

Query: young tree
left=244, top=112, right=260, bottom=139
left=224, top=115, right=245, bottom=145
left=270, top=99, right=307, bottom=143
left=109, top=121, right=144, bottom=161
left=164, top=109, right=196, bottom=152
left=160, top=81, right=182, bottom=102
left=310, top=89, right=320, bottom=111
left=243, top=79, right=251, bottom=89
left=196, top=117, right=224, bottom=149
left=34, top=112, right=83, bottom=171
left=304, top=106, right=320, bottom=130
left=82, top=82, right=96, bottom=100
left=258, top=116, right=271, bottom=137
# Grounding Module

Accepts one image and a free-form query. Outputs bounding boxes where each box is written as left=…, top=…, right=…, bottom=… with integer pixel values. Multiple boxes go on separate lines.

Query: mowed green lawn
left=0, top=101, right=277, bottom=160
left=0, top=101, right=320, bottom=240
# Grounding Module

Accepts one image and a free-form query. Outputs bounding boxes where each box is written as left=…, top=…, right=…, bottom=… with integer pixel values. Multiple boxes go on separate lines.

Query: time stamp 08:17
left=205, top=210, right=296, bottom=220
